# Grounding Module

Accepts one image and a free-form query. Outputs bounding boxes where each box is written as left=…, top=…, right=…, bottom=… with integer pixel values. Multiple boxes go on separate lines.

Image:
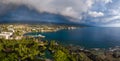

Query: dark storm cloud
left=1, top=0, right=120, bottom=25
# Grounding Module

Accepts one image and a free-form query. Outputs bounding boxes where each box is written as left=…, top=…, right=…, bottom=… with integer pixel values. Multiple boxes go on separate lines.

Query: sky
left=0, top=0, right=120, bottom=26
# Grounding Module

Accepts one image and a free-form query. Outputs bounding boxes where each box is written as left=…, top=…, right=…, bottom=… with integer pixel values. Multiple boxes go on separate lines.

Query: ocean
left=25, top=27, right=120, bottom=48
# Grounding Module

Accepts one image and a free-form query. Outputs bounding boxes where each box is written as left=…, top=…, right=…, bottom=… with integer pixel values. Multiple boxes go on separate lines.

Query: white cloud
left=86, top=0, right=94, bottom=8
left=104, top=15, right=120, bottom=21
left=102, top=0, right=112, bottom=4
left=109, top=9, right=119, bottom=15
left=92, top=15, right=120, bottom=23
left=88, top=11, right=104, bottom=17
left=61, top=7, right=79, bottom=18
left=96, top=0, right=112, bottom=4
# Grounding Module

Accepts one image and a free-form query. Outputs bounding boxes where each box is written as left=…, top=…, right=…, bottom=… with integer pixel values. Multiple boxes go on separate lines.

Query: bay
left=25, top=27, right=120, bottom=48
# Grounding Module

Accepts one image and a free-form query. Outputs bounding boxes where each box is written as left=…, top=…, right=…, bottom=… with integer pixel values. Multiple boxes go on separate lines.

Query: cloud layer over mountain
left=0, top=0, right=119, bottom=25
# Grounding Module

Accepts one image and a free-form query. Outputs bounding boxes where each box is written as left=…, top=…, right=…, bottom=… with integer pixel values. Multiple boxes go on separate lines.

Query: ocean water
left=25, top=27, right=120, bottom=48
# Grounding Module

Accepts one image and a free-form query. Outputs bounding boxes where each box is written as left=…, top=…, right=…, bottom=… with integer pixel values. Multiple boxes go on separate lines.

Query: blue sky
left=0, top=0, right=120, bottom=26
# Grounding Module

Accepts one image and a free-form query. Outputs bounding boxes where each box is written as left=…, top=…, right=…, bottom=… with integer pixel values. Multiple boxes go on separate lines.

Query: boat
left=25, top=34, right=45, bottom=38
left=38, top=34, right=45, bottom=38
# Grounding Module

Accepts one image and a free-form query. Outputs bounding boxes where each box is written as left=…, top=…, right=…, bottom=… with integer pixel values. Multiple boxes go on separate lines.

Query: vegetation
left=0, top=39, right=47, bottom=61
left=53, top=50, right=69, bottom=61
left=0, top=39, right=119, bottom=61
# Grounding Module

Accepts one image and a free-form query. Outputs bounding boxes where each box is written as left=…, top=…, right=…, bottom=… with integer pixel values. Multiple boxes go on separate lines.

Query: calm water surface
left=25, top=27, right=120, bottom=48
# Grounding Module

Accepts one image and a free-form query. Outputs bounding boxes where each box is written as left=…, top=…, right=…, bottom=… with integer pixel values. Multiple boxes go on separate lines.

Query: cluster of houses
left=0, top=25, right=22, bottom=40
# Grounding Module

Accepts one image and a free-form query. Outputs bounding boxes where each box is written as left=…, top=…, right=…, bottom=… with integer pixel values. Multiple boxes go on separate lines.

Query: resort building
left=0, top=32, right=13, bottom=39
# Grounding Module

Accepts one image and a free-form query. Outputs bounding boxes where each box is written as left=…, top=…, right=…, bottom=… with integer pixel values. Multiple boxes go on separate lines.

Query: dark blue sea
left=25, top=27, right=120, bottom=48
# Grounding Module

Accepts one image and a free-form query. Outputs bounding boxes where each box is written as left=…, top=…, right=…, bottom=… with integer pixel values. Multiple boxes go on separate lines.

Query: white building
left=0, top=32, right=13, bottom=39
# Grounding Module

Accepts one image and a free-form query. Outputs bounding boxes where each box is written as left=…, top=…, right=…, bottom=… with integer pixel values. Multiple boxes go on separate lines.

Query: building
left=0, top=32, right=13, bottom=39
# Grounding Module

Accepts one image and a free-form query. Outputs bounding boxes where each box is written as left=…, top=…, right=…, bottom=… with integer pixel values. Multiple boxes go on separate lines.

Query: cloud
left=87, top=0, right=120, bottom=24
left=0, top=3, right=17, bottom=15
left=103, top=15, right=120, bottom=22
left=88, top=11, right=104, bottom=17
left=95, top=0, right=112, bottom=4
left=101, top=0, right=112, bottom=4
left=61, top=7, right=79, bottom=18
left=0, top=0, right=94, bottom=20
left=1, top=0, right=120, bottom=25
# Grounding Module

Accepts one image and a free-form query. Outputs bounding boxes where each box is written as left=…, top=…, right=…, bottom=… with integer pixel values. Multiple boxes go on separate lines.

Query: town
left=0, top=24, right=79, bottom=40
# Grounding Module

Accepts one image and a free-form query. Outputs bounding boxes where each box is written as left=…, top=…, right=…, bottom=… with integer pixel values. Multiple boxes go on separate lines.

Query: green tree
left=0, top=39, right=47, bottom=61
left=53, top=50, right=69, bottom=61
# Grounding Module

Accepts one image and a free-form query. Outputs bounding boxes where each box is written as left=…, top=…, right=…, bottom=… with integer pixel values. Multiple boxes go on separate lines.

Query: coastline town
left=0, top=24, right=78, bottom=40
left=0, top=24, right=119, bottom=61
